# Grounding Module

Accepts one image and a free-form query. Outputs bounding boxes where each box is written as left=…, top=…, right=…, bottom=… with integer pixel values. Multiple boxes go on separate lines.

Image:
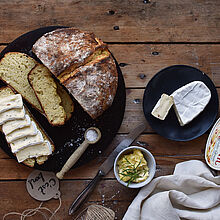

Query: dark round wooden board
left=143, top=65, right=219, bottom=141
left=0, top=26, right=126, bottom=172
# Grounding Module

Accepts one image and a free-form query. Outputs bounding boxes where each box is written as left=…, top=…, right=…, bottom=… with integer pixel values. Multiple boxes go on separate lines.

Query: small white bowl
left=114, top=146, right=156, bottom=188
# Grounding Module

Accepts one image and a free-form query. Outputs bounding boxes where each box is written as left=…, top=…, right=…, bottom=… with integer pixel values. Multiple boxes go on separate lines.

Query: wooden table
left=0, top=0, right=220, bottom=219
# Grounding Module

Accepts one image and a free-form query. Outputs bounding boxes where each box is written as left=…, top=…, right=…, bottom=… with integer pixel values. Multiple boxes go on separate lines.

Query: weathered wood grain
left=0, top=46, right=4, bottom=51
left=0, top=131, right=206, bottom=180
left=0, top=1, right=219, bottom=218
left=109, top=44, right=220, bottom=88
left=0, top=179, right=137, bottom=220
left=0, top=0, right=220, bottom=43
left=1, top=44, right=220, bottom=88
left=0, top=156, right=206, bottom=219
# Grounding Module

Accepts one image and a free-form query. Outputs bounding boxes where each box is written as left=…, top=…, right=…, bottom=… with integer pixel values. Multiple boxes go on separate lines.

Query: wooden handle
left=56, top=140, right=89, bottom=179
left=69, top=170, right=105, bottom=215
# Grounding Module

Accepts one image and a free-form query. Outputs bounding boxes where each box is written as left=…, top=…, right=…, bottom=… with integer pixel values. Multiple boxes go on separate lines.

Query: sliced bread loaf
left=0, top=86, right=55, bottom=167
left=0, top=52, right=42, bottom=112
left=28, top=64, right=68, bottom=126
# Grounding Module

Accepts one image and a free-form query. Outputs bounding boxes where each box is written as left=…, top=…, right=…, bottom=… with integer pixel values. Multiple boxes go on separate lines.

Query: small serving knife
left=69, top=122, right=147, bottom=215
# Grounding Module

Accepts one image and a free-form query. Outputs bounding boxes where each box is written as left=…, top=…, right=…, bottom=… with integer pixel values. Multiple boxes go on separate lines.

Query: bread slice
left=0, top=52, right=42, bottom=112
left=0, top=86, right=55, bottom=167
left=32, top=28, right=107, bottom=79
left=56, top=83, right=74, bottom=121
left=28, top=64, right=73, bottom=126
left=61, top=50, right=118, bottom=119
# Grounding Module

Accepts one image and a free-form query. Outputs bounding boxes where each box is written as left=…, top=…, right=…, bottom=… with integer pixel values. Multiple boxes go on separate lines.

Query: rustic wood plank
left=0, top=133, right=205, bottom=180
left=0, top=158, right=208, bottom=220
left=0, top=179, right=137, bottom=220
left=0, top=0, right=220, bottom=43
left=0, top=46, right=5, bottom=52
left=0, top=156, right=206, bottom=220
left=0, top=132, right=207, bottom=160
left=0, top=155, right=203, bottom=180
left=1, top=44, right=220, bottom=88
left=109, top=44, right=220, bottom=88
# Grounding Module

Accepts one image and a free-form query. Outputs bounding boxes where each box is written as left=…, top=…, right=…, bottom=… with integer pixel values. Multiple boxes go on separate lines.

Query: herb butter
left=117, top=149, right=149, bottom=184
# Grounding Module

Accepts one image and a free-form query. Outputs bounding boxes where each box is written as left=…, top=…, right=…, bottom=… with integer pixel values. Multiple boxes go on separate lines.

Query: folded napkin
left=123, top=160, right=220, bottom=220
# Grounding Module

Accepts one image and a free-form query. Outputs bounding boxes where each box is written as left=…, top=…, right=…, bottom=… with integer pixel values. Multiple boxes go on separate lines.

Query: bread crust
left=28, top=64, right=67, bottom=126
left=33, top=28, right=118, bottom=119
left=32, top=28, right=107, bottom=78
left=62, top=52, right=118, bottom=119
left=0, top=52, right=43, bottom=112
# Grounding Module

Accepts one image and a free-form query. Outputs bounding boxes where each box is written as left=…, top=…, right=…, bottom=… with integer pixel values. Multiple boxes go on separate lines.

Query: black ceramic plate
left=0, top=26, right=126, bottom=172
left=143, top=65, right=219, bottom=141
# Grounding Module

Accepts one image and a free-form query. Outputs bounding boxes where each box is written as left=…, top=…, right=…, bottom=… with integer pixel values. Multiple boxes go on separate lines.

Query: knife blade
left=69, top=122, right=147, bottom=215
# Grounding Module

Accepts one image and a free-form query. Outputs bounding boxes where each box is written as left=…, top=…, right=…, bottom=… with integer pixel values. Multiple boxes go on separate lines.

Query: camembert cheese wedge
left=6, top=121, right=38, bottom=143
left=10, top=131, right=44, bottom=153
left=0, top=94, right=23, bottom=113
left=151, top=94, right=174, bottom=120
left=0, top=107, right=25, bottom=125
left=171, top=81, right=211, bottom=126
left=2, top=114, right=31, bottom=135
left=15, top=141, right=52, bottom=163
left=0, top=92, right=53, bottom=165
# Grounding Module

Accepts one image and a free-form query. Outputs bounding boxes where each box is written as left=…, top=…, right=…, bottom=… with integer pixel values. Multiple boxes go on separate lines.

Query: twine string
left=75, top=205, right=115, bottom=220
left=3, top=196, right=62, bottom=220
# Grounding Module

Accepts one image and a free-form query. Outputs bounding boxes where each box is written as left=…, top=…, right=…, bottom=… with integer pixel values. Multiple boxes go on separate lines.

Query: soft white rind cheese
left=151, top=94, right=174, bottom=120
left=0, top=107, right=25, bottom=125
left=10, top=131, right=44, bottom=153
left=15, top=141, right=52, bottom=163
left=0, top=94, right=23, bottom=113
left=0, top=93, right=53, bottom=164
left=2, top=114, right=31, bottom=135
left=171, top=81, right=211, bottom=126
left=6, top=121, right=38, bottom=143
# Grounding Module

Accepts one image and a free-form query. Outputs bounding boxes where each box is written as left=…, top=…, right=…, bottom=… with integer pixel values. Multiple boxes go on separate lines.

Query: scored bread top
left=62, top=50, right=118, bottom=119
left=32, top=28, right=107, bottom=78
left=0, top=52, right=43, bottom=112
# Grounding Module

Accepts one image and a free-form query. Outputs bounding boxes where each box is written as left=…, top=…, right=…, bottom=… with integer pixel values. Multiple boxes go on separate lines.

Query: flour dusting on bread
left=33, top=28, right=118, bottom=119
left=33, top=28, right=107, bottom=78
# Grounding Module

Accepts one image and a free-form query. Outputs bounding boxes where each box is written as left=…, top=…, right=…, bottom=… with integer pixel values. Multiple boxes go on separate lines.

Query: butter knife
left=69, top=122, right=147, bottom=215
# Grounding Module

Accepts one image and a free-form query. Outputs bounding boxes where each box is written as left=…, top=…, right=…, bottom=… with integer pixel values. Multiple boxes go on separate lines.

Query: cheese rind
left=15, top=141, right=52, bottom=163
left=10, top=131, right=44, bottom=153
left=151, top=94, right=174, bottom=120
left=0, top=94, right=23, bottom=113
left=171, top=81, right=211, bottom=126
left=2, top=114, right=31, bottom=135
left=0, top=107, right=25, bottom=125
left=6, top=121, right=38, bottom=143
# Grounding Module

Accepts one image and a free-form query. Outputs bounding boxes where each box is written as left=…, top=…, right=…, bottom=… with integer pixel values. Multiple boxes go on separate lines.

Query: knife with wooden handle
left=68, top=122, right=147, bottom=215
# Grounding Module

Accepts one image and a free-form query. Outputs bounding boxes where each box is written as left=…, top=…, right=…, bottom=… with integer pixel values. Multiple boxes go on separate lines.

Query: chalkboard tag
left=26, top=170, right=60, bottom=201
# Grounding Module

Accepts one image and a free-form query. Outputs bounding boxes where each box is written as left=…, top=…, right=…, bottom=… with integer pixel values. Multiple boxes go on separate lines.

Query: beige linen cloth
left=123, top=160, right=220, bottom=220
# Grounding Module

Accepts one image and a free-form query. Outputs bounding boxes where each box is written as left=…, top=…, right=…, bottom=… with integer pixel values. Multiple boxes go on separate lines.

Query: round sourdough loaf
left=33, top=28, right=118, bottom=119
